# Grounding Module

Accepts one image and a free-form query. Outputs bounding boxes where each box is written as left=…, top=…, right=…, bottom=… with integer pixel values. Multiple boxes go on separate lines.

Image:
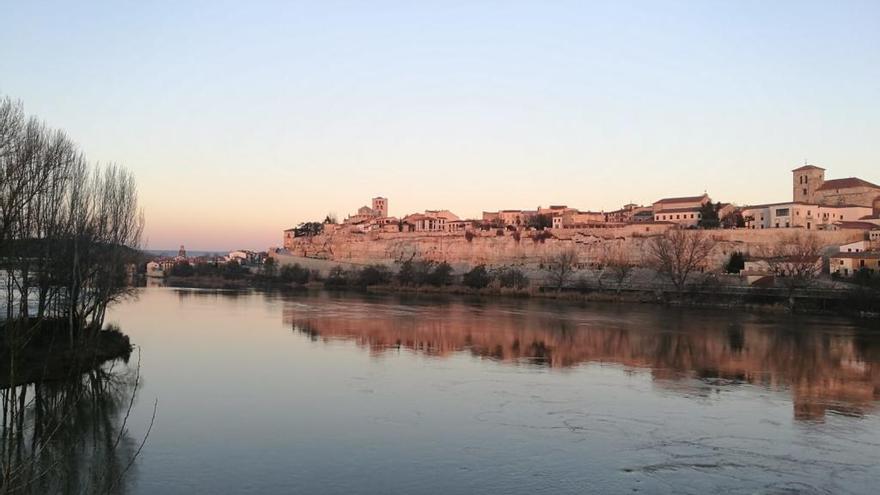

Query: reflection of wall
left=284, top=297, right=880, bottom=421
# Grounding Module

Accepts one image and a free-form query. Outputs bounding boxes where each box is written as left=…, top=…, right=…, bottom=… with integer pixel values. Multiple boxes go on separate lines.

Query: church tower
left=792, top=165, right=825, bottom=203
left=372, top=197, right=388, bottom=218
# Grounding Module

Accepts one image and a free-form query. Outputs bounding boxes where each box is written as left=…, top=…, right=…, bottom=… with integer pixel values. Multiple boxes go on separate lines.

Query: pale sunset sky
left=1, top=1, right=878, bottom=251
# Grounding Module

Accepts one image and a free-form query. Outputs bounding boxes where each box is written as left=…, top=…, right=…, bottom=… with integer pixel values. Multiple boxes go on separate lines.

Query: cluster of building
left=740, top=166, right=880, bottom=232
left=740, top=166, right=880, bottom=279
left=283, top=165, right=880, bottom=279
left=146, top=246, right=267, bottom=278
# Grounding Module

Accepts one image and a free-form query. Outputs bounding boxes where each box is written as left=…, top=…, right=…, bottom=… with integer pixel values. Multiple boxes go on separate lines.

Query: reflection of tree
left=284, top=295, right=880, bottom=421
left=0, top=359, right=153, bottom=495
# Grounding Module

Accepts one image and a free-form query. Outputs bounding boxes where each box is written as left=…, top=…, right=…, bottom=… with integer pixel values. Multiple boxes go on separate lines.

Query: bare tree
left=763, top=232, right=823, bottom=307
left=600, top=244, right=633, bottom=294
left=0, top=94, right=149, bottom=494
left=648, top=229, right=716, bottom=293
left=543, top=248, right=579, bottom=291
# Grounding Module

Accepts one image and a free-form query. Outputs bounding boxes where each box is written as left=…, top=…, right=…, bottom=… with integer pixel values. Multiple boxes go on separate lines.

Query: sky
left=1, top=1, right=878, bottom=251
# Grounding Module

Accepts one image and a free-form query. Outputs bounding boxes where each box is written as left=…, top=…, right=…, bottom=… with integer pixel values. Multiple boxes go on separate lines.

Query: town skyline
left=3, top=1, right=879, bottom=250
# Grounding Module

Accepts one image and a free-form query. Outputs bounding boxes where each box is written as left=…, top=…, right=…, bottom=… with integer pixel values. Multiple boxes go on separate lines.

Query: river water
left=101, top=288, right=880, bottom=494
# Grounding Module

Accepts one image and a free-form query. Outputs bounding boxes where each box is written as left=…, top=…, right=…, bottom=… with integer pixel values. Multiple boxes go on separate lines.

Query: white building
left=652, top=194, right=710, bottom=227
left=741, top=202, right=872, bottom=230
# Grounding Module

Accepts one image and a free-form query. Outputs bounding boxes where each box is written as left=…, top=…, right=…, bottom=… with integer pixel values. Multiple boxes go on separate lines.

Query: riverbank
left=156, top=273, right=880, bottom=319
left=0, top=320, right=132, bottom=386
left=358, top=284, right=880, bottom=318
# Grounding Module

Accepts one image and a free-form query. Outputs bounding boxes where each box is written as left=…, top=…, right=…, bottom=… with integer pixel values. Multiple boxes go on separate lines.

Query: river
left=89, top=288, right=880, bottom=493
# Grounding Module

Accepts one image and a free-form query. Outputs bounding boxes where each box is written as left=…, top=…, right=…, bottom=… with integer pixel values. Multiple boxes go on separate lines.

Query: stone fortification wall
left=277, top=226, right=864, bottom=273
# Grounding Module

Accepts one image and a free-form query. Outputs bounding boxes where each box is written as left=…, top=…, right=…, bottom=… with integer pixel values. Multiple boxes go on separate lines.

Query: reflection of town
left=283, top=295, right=880, bottom=422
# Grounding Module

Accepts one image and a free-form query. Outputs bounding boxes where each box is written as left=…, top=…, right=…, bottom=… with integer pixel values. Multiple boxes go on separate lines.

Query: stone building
left=372, top=197, right=388, bottom=218
left=344, top=196, right=390, bottom=225
left=605, top=203, right=651, bottom=223
left=402, top=210, right=461, bottom=232
left=792, top=165, right=880, bottom=208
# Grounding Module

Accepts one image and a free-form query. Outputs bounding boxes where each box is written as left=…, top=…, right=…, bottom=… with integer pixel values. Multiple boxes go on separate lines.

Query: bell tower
left=792, top=164, right=825, bottom=203
left=372, top=197, right=388, bottom=218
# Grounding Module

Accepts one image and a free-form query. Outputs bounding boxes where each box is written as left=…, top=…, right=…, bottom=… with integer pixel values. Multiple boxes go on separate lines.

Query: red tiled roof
left=654, top=207, right=703, bottom=214
left=654, top=194, right=707, bottom=204
left=792, top=164, right=825, bottom=172
left=817, top=177, right=880, bottom=191
left=834, top=221, right=879, bottom=230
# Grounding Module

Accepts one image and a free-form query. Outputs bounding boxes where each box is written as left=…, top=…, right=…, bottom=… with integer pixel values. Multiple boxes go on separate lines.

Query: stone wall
left=275, top=225, right=865, bottom=274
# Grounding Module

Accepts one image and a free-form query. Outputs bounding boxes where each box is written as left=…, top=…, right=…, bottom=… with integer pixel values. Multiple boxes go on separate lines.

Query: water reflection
left=284, top=294, right=880, bottom=421
left=0, top=362, right=141, bottom=494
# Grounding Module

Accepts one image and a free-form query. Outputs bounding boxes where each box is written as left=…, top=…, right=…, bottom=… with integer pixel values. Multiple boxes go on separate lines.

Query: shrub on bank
left=724, top=252, right=745, bottom=274
left=495, top=267, right=529, bottom=289
left=396, top=260, right=455, bottom=287
left=223, top=260, right=247, bottom=279
left=355, top=264, right=393, bottom=288
left=324, top=266, right=350, bottom=288
left=427, top=262, right=453, bottom=286
left=463, top=265, right=492, bottom=289
left=169, top=261, right=194, bottom=277
left=279, top=264, right=310, bottom=285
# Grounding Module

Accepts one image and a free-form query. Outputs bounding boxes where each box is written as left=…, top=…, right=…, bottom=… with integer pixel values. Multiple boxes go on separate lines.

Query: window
left=775, top=208, right=790, bottom=216
left=803, top=188, right=807, bottom=195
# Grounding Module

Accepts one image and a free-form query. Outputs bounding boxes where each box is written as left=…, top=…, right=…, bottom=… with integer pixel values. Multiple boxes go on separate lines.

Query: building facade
left=792, top=165, right=880, bottom=207
left=652, top=194, right=711, bottom=227
left=741, top=202, right=872, bottom=230
left=830, top=252, right=880, bottom=277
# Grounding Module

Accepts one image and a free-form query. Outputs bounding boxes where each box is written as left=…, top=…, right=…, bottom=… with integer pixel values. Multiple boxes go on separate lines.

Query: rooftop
left=817, top=177, right=880, bottom=191
left=792, top=164, right=825, bottom=172
left=834, top=221, right=880, bottom=230
left=654, top=194, right=707, bottom=205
